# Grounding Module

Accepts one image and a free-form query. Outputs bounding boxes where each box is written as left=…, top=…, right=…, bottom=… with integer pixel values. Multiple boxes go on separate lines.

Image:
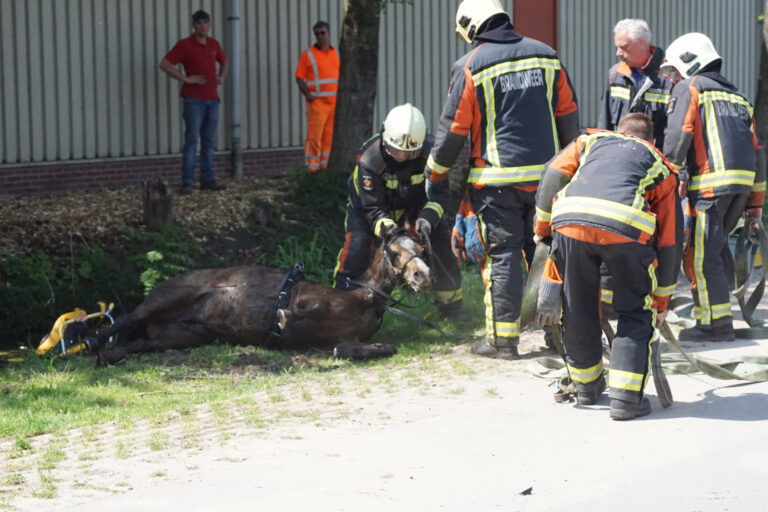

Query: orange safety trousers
left=304, top=99, right=336, bottom=173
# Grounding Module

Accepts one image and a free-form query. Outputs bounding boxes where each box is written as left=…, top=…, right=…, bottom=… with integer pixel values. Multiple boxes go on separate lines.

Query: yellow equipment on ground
left=36, top=302, right=115, bottom=356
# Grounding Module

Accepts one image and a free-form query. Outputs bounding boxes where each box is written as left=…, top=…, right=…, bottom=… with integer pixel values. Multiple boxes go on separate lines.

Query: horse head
left=381, top=229, right=431, bottom=293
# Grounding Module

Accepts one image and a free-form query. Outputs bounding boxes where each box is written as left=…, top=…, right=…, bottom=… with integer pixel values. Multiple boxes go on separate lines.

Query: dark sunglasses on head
left=314, top=31, right=327, bottom=36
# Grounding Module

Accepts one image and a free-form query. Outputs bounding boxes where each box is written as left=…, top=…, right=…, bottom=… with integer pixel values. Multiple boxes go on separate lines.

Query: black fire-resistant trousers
left=470, top=186, right=536, bottom=346
left=550, top=231, right=657, bottom=403
left=685, top=193, right=747, bottom=328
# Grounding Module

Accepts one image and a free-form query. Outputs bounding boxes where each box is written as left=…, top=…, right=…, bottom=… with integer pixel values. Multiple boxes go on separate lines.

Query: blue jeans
left=181, top=97, right=219, bottom=186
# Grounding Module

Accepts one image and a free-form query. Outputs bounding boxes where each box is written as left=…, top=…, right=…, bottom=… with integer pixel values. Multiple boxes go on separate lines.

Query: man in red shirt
left=295, top=21, right=340, bottom=173
left=159, top=10, right=228, bottom=194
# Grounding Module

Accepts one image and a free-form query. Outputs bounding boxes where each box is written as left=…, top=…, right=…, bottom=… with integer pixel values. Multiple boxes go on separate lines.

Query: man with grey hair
left=596, top=19, right=676, bottom=324
left=597, top=18, right=674, bottom=150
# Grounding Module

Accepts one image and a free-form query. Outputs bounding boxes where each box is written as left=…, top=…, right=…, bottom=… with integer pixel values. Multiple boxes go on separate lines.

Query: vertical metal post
left=226, top=0, right=243, bottom=178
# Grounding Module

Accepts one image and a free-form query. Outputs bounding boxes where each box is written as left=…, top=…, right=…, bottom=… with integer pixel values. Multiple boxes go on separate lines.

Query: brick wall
left=0, top=148, right=304, bottom=199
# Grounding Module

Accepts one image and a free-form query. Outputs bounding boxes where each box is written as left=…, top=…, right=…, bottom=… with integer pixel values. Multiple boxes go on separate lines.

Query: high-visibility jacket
left=348, top=134, right=446, bottom=237
left=535, top=130, right=680, bottom=310
left=426, top=21, right=578, bottom=193
left=663, top=71, right=766, bottom=206
left=294, top=45, right=340, bottom=105
left=597, top=46, right=674, bottom=150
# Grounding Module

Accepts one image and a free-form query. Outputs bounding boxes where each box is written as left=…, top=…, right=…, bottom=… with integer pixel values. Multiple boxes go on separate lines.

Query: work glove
left=415, top=218, right=431, bottom=239
left=536, top=258, right=562, bottom=326
left=451, top=214, right=466, bottom=262
left=462, top=214, right=485, bottom=264
left=451, top=194, right=486, bottom=264
left=536, top=278, right=562, bottom=326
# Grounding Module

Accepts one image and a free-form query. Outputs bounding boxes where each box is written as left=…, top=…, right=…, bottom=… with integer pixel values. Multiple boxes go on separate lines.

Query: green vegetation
left=0, top=165, right=488, bottom=441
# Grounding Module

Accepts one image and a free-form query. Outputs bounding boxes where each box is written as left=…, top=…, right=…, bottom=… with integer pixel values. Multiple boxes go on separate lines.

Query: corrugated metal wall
left=0, top=0, right=230, bottom=164
left=559, top=0, right=764, bottom=128
left=0, top=0, right=513, bottom=166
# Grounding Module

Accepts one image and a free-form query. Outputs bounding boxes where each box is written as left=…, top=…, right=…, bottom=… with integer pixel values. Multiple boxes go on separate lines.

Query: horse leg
left=97, top=323, right=212, bottom=366
left=332, top=341, right=397, bottom=361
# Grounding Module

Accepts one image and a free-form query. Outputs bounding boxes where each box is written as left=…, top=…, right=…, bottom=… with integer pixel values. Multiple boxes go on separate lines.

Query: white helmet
left=662, top=32, right=721, bottom=79
left=382, top=103, right=427, bottom=152
left=455, top=0, right=507, bottom=43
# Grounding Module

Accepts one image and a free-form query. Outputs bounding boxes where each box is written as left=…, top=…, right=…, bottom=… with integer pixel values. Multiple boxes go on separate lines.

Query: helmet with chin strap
left=661, top=32, right=721, bottom=79
left=455, top=0, right=507, bottom=43
left=382, top=103, right=427, bottom=152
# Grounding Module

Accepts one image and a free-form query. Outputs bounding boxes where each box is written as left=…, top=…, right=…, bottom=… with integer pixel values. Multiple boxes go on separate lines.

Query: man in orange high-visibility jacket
left=295, top=21, right=340, bottom=173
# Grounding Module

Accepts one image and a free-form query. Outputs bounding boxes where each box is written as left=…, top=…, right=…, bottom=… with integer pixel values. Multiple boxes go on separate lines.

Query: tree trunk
left=764, top=0, right=768, bottom=53
left=142, top=178, right=173, bottom=231
left=327, top=0, right=381, bottom=172
left=756, top=28, right=768, bottom=147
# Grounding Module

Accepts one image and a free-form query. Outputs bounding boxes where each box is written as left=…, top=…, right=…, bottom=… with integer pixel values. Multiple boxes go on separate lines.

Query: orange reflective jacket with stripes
left=295, top=45, right=340, bottom=105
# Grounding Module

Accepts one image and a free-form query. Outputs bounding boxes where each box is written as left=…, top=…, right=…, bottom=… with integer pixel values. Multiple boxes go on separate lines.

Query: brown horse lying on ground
left=92, top=231, right=431, bottom=365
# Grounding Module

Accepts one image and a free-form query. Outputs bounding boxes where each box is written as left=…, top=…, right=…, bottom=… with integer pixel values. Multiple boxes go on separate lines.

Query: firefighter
left=598, top=19, right=675, bottom=150
left=426, top=0, right=579, bottom=359
left=534, top=113, right=681, bottom=420
left=662, top=33, right=766, bottom=341
left=333, top=104, right=463, bottom=316
left=294, top=21, right=340, bottom=173
left=596, top=19, right=676, bottom=319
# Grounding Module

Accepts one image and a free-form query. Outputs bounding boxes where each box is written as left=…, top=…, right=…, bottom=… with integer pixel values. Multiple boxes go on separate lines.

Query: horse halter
left=383, top=234, right=423, bottom=279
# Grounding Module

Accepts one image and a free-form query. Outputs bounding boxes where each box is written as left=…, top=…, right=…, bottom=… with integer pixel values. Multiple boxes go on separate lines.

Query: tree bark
left=756, top=8, right=768, bottom=147
left=142, top=178, right=173, bottom=231
left=764, top=0, right=768, bottom=53
left=327, top=0, right=382, bottom=172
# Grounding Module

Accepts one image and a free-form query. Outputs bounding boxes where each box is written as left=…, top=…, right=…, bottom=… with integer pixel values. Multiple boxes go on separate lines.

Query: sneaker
left=610, top=396, right=651, bottom=421
left=576, top=374, right=606, bottom=405
left=470, top=339, right=519, bottom=360
left=200, top=180, right=226, bottom=191
left=678, top=323, right=735, bottom=342
left=179, top=184, right=194, bottom=195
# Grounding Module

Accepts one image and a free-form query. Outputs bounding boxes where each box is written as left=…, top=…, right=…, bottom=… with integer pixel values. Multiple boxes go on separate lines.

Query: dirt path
left=1, top=340, right=536, bottom=511
left=4, top=318, right=768, bottom=511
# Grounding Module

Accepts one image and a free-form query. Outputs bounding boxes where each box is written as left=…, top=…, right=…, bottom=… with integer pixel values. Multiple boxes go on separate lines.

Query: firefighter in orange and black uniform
left=426, top=0, right=579, bottom=359
left=333, top=104, right=463, bottom=316
left=534, top=113, right=681, bottom=420
left=596, top=19, right=675, bottom=320
left=598, top=19, right=674, bottom=151
left=662, top=33, right=766, bottom=341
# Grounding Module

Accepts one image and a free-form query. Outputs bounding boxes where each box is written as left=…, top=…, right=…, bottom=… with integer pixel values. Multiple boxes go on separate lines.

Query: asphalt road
left=59, top=331, right=768, bottom=512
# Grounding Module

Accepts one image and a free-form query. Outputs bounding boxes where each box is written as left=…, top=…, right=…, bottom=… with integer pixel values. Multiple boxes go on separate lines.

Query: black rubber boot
left=437, top=300, right=471, bottom=321
left=470, top=338, right=519, bottom=360
left=678, top=323, right=735, bottom=342
left=610, top=396, right=651, bottom=420
left=576, top=374, right=606, bottom=405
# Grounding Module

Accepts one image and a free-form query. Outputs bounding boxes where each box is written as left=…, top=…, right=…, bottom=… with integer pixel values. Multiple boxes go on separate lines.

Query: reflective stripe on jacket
left=535, top=130, right=680, bottom=308
left=427, top=24, right=578, bottom=189
left=597, top=46, right=674, bottom=150
left=663, top=71, right=765, bottom=205
left=347, top=134, right=446, bottom=235
left=295, top=45, right=340, bottom=103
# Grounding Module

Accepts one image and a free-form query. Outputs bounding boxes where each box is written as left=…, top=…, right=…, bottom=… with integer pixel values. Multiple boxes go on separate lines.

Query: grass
left=0, top=262, right=486, bottom=442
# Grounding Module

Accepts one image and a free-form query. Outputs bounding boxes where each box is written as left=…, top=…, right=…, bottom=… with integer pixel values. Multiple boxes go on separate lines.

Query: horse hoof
left=333, top=342, right=397, bottom=361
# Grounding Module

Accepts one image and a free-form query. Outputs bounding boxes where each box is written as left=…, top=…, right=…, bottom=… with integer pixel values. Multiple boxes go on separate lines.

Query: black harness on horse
left=266, top=261, right=304, bottom=346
